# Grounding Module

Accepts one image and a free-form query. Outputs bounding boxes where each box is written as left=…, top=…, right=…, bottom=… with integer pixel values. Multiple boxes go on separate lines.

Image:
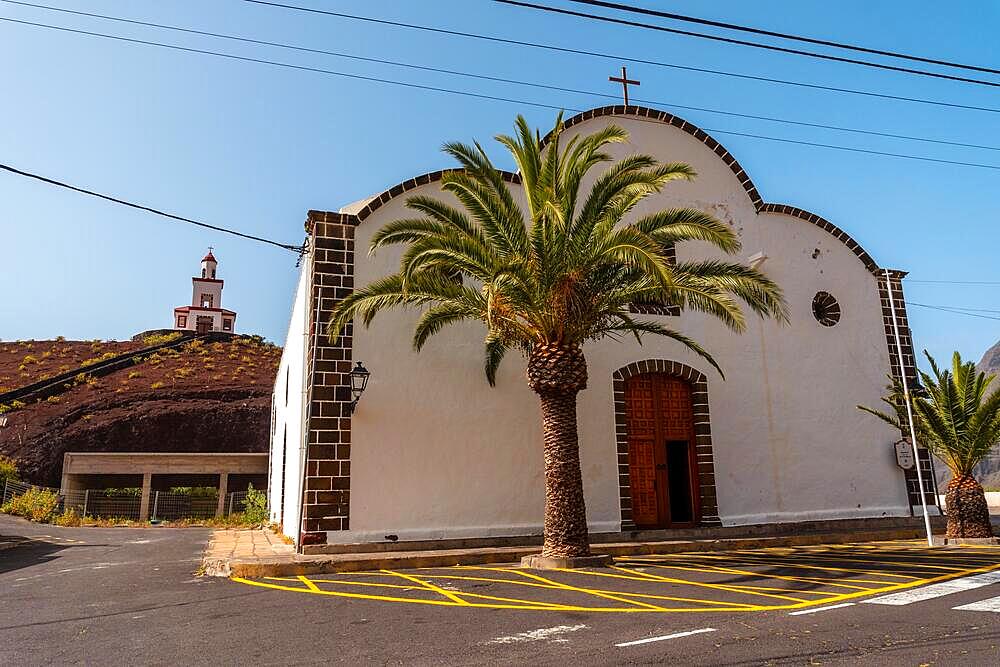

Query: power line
left=0, top=16, right=569, bottom=111
left=907, top=280, right=1000, bottom=285
left=4, top=15, right=1000, bottom=172
left=907, top=302, right=1000, bottom=321
left=563, top=0, right=1000, bottom=76
left=5, top=16, right=1000, bottom=173
left=240, top=0, right=1000, bottom=116
left=7, top=0, right=1000, bottom=154
left=496, top=0, right=1000, bottom=89
left=0, top=163, right=302, bottom=252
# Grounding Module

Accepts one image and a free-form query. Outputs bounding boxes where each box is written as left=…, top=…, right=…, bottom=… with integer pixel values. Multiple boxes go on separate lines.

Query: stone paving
left=203, top=529, right=295, bottom=575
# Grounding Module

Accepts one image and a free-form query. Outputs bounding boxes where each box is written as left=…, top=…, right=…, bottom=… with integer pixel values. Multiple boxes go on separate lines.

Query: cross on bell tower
left=609, top=66, right=640, bottom=106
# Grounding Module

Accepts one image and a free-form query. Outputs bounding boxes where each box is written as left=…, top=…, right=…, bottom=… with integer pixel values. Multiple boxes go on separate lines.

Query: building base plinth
left=520, top=553, right=614, bottom=569
left=931, top=536, right=1000, bottom=546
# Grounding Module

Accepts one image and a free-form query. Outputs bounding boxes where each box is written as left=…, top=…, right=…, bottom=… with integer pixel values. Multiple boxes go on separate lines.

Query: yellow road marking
left=297, top=575, right=321, bottom=592
left=660, top=553, right=921, bottom=578
left=415, top=572, right=759, bottom=607
left=511, top=568, right=669, bottom=611
left=604, top=566, right=810, bottom=603
left=232, top=576, right=756, bottom=612
left=614, top=561, right=832, bottom=595
left=231, top=544, right=1000, bottom=614
left=269, top=577, right=422, bottom=592
left=628, top=560, right=877, bottom=592
left=379, top=569, right=471, bottom=606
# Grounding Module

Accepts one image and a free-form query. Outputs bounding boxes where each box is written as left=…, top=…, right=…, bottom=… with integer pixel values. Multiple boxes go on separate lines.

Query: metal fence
left=2, top=479, right=258, bottom=521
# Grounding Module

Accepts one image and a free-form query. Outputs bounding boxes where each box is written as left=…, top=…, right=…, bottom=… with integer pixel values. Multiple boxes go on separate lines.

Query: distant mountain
left=976, top=341, right=1000, bottom=489
left=980, top=340, right=1000, bottom=377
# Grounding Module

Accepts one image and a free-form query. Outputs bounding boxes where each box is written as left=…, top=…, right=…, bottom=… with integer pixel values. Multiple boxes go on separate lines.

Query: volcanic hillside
left=0, top=335, right=281, bottom=486
left=978, top=341, right=1000, bottom=489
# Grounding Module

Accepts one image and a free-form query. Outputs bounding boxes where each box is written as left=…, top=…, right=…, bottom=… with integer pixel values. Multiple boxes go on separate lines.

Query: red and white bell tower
left=173, top=248, right=237, bottom=334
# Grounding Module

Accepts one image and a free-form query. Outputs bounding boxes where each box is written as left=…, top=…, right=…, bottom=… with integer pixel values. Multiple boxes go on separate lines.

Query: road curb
left=218, top=527, right=931, bottom=579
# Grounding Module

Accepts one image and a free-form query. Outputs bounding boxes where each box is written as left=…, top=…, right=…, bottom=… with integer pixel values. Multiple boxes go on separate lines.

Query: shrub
left=150, top=382, right=165, bottom=390
left=54, top=335, right=65, bottom=342
left=143, top=332, right=183, bottom=346
left=46, top=395, right=61, bottom=404
left=242, top=484, right=268, bottom=525
left=22, top=354, right=38, bottom=364
left=52, top=509, right=82, bottom=527
left=169, top=486, right=218, bottom=498
left=2, top=488, right=60, bottom=522
left=0, top=456, right=19, bottom=486
left=102, top=487, right=141, bottom=497
left=128, top=371, right=141, bottom=379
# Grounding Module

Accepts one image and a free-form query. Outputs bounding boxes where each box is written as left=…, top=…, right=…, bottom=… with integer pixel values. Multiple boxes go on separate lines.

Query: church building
left=268, top=106, right=936, bottom=550
left=173, top=250, right=237, bottom=334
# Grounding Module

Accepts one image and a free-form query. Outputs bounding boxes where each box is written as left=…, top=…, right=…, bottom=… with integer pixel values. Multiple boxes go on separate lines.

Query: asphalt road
left=3, top=515, right=1000, bottom=665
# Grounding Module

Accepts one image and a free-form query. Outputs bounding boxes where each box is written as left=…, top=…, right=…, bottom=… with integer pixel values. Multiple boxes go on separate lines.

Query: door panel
left=625, top=373, right=699, bottom=528
left=627, top=438, right=658, bottom=527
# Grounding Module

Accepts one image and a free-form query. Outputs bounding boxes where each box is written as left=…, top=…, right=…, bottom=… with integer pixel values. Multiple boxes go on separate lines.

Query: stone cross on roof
left=609, top=66, right=640, bottom=106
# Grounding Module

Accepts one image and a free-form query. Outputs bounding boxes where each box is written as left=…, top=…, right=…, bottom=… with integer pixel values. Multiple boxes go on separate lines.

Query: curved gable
left=347, top=105, right=880, bottom=274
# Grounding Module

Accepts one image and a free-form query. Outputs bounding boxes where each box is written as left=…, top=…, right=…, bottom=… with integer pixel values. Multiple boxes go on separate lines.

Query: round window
left=812, top=291, right=841, bottom=327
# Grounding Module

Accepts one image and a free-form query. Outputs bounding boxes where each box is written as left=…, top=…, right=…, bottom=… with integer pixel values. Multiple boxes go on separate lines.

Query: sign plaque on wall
left=894, top=439, right=916, bottom=470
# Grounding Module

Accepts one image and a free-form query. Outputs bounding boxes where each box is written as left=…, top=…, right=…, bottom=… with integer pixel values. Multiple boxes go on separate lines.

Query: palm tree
left=329, top=113, right=788, bottom=559
left=859, top=351, right=999, bottom=538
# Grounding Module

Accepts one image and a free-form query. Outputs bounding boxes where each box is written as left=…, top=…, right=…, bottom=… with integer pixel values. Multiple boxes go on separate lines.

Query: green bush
left=2, top=488, right=60, bottom=522
left=52, top=508, right=82, bottom=527
left=143, top=332, right=183, bottom=346
left=0, top=456, right=18, bottom=486
left=102, top=487, right=141, bottom=497
left=241, top=483, right=268, bottom=525
left=169, top=486, right=219, bottom=498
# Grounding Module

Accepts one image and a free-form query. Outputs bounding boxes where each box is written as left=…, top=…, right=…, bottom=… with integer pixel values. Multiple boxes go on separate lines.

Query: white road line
left=863, top=571, right=1000, bottom=606
left=489, top=624, right=587, bottom=644
left=615, top=627, right=717, bottom=647
left=954, top=595, right=1000, bottom=613
left=788, top=602, right=855, bottom=616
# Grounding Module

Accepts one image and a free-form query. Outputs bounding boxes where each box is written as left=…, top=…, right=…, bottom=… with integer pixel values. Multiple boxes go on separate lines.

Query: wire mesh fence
left=150, top=492, right=219, bottom=521
left=1, top=479, right=259, bottom=521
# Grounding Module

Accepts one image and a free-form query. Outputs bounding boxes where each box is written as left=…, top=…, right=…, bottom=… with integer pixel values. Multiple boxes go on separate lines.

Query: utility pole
left=885, top=269, right=933, bottom=547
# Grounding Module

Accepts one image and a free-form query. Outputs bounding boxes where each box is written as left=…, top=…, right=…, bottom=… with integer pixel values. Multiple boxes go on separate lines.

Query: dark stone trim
left=758, top=203, right=879, bottom=274
left=354, top=170, right=520, bottom=222
left=876, top=269, right=939, bottom=509
left=612, top=360, right=721, bottom=529
left=299, top=210, right=359, bottom=545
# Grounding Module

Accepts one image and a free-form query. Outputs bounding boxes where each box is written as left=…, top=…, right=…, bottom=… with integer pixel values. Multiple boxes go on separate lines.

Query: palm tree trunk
left=945, top=474, right=994, bottom=539
left=527, top=342, right=591, bottom=558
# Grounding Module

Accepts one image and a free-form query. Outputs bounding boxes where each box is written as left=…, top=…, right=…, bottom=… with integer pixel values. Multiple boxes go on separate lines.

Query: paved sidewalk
left=203, top=525, right=940, bottom=578
left=203, top=529, right=295, bottom=575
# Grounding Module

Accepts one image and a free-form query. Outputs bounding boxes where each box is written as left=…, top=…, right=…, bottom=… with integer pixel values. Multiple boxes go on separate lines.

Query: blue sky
left=1, top=1, right=998, bottom=367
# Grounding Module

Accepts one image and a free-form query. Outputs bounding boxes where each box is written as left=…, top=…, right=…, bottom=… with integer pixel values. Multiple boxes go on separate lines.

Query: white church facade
left=268, top=106, right=935, bottom=550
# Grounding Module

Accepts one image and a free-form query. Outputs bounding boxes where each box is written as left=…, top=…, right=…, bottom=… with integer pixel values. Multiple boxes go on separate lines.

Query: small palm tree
left=330, top=113, right=787, bottom=558
left=860, top=351, right=999, bottom=538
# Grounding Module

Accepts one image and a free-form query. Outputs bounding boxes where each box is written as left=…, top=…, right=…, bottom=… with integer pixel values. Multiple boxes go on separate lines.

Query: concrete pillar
left=216, top=472, right=229, bottom=517
left=139, top=473, right=152, bottom=521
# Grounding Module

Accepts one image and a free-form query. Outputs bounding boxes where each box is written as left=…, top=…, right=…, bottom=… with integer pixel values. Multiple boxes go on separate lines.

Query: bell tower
left=173, top=248, right=237, bottom=333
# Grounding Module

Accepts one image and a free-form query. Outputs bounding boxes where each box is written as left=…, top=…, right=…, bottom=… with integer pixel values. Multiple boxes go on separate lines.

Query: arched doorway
left=612, top=359, right=722, bottom=530
left=623, top=372, right=701, bottom=529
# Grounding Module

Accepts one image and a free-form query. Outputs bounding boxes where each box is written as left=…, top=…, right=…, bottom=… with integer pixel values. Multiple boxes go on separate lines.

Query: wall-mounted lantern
left=348, top=361, right=370, bottom=414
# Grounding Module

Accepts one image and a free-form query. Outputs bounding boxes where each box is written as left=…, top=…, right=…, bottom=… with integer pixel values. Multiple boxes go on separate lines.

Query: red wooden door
left=625, top=374, right=699, bottom=528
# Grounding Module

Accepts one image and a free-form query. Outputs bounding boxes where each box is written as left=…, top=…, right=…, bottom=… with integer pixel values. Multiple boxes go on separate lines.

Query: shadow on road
left=0, top=539, right=104, bottom=577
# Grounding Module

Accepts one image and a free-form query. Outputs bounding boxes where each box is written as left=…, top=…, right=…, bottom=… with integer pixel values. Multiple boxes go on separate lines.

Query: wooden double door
left=624, top=373, right=701, bottom=528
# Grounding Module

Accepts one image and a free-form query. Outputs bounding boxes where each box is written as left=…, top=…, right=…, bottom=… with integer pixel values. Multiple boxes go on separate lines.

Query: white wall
left=331, top=113, right=911, bottom=543
left=191, top=280, right=223, bottom=309
left=269, top=254, right=311, bottom=543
